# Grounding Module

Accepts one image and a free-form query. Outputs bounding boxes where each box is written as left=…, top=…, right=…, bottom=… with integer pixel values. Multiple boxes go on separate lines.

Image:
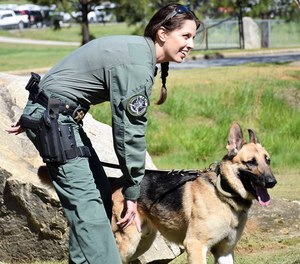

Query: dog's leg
left=214, top=253, right=234, bottom=264
left=114, top=227, right=143, bottom=264
left=184, top=239, right=207, bottom=264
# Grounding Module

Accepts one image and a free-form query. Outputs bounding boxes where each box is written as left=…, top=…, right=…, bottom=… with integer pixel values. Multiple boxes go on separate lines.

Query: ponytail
left=156, top=62, right=169, bottom=105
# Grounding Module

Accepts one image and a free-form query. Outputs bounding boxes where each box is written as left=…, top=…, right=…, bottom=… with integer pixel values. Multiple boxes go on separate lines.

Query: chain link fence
left=195, top=18, right=300, bottom=50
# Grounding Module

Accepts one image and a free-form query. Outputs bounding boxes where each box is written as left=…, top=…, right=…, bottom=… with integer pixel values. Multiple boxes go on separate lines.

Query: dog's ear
left=248, top=128, right=260, bottom=144
left=226, top=122, right=245, bottom=158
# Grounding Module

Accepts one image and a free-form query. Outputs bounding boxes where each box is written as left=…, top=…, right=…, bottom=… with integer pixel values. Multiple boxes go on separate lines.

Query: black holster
left=19, top=108, right=91, bottom=164
left=20, top=73, right=91, bottom=164
left=37, top=108, right=66, bottom=163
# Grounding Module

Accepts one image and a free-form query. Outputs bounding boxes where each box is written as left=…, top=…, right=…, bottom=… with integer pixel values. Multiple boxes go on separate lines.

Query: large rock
left=243, top=17, right=261, bottom=49
left=0, top=72, right=179, bottom=263
left=0, top=168, right=68, bottom=263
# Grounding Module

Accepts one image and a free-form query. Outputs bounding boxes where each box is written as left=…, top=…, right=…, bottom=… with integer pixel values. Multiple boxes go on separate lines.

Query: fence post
left=205, top=28, right=208, bottom=50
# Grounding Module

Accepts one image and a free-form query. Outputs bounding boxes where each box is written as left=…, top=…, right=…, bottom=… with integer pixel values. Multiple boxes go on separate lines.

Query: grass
left=170, top=221, right=300, bottom=264
left=171, top=246, right=300, bottom=264
left=0, top=23, right=137, bottom=42
left=0, top=43, right=75, bottom=72
left=0, top=23, right=137, bottom=72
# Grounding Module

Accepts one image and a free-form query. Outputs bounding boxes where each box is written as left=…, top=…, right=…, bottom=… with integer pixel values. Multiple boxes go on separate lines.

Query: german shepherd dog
left=110, top=122, right=277, bottom=264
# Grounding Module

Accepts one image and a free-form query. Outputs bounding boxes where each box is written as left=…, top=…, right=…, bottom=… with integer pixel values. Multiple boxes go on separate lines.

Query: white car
left=0, top=9, right=29, bottom=29
left=71, top=11, right=99, bottom=23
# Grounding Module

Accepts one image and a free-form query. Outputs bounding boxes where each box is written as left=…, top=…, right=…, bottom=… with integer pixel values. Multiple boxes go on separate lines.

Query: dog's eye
left=246, top=158, right=257, bottom=167
left=265, top=156, right=271, bottom=165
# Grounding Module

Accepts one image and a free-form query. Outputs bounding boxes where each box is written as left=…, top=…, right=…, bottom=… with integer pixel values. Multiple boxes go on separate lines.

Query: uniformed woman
left=7, top=3, right=201, bottom=264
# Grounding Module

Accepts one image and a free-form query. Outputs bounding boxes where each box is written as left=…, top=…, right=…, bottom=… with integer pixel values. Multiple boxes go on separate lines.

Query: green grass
left=0, top=43, right=76, bottom=72
left=171, top=246, right=300, bottom=264
left=0, top=23, right=137, bottom=72
left=0, top=23, right=137, bottom=42
left=170, top=225, right=300, bottom=264
left=157, top=66, right=299, bottom=167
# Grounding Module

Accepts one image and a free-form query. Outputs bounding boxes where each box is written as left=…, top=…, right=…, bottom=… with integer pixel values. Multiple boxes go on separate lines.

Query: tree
left=112, top=0, right=173, bottom=35
left=31, top=0, right=105, bottom=45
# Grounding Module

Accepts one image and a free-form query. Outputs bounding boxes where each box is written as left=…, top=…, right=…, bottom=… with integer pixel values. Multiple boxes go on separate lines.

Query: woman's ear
left=157, top=26, right=167, bottom=42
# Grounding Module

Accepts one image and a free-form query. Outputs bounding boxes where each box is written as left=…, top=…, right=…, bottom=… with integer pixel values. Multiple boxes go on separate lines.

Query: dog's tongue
left=256, top=186, right=271, bottom=206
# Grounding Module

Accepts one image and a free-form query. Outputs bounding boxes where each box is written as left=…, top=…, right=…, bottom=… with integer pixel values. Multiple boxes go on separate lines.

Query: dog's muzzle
left=264, top=175, right=277, bottom=188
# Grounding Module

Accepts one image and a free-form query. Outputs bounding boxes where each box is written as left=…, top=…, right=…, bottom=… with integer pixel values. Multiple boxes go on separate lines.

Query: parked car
left=72, top=2, right=116, bottom=24
left=27, top=10, right=44, bottom=27
left=93, top=3, right=117, bottom=23
left=14, top=4, right=44, bottom=28
left=0, top=9, right=29, bottom=29
left=71, top=11, right=99, bottom=23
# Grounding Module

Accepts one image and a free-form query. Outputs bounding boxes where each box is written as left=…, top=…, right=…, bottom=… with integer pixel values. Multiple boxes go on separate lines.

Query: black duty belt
left=25, top=72, right=89, bottom=123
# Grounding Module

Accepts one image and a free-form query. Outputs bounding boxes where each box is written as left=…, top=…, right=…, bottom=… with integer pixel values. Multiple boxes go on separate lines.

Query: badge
left=126, top=95, right=148, bottom=116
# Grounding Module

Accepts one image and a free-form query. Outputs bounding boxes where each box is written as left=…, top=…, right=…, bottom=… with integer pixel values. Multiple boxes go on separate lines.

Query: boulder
left=0, top=72, right=180, bottom=263
left=243, top=17, right=261, bottom=49
left=0, top=168, right=68, bottom=263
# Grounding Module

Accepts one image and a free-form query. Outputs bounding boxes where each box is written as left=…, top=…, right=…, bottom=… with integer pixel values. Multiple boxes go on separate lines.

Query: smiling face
left=155, top=19, right=197, bottom=63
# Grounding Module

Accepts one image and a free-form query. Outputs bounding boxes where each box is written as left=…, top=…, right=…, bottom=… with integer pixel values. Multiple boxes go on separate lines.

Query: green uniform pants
left=24, top=100, right=122, bottom=264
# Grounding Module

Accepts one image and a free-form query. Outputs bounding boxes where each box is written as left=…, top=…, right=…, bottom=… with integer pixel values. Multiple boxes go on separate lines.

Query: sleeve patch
left=126, top=94, right=148, bottom=116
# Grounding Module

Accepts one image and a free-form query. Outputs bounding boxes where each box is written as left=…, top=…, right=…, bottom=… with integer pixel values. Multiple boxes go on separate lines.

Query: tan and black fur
left=110, top=122, right=277, bottom=264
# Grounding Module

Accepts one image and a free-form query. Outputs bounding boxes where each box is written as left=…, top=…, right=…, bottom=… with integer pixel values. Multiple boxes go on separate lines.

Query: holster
left=37, top=108, right=66, bottom=163
left=20, top=73, right=91, bottom=164
left=19, top=108, right=91, bottom=164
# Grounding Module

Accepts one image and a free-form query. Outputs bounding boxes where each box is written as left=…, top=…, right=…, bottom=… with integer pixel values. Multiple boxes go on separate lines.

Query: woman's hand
left=117, top=199, right=141, bottom=232
left=6, top=122, right=24, bottom=135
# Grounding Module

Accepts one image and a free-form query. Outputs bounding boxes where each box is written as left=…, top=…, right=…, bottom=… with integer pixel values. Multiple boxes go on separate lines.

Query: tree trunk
left=81, top=1, right=90, bottom=45
left=261, top=13, right=269, bottom=48
left=236, top=0, right=245, bottom=49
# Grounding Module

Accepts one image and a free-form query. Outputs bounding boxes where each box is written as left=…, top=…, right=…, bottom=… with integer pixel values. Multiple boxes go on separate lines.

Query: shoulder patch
left=126, top=94, right=148, bottom=116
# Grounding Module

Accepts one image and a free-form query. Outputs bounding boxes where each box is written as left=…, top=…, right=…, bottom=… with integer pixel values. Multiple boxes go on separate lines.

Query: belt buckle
left=72, top=105, right=86, bottom=123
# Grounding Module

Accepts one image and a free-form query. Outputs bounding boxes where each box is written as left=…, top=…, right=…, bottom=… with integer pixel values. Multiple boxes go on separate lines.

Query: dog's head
left=221, top=122, right=277, bottom=206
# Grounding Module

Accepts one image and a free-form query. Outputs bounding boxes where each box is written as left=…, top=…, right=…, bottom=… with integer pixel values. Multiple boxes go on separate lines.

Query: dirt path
left=0, top=36, right=79, bottom=46
left=248, top=199, right=300, bottom=238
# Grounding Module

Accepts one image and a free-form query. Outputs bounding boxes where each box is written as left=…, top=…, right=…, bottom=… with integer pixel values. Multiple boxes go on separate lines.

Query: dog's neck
left=214, top=165, right=239, bottom=198
left=214, top=165, right=252, bottom=210
left=217, top=174, right=239, bottom=198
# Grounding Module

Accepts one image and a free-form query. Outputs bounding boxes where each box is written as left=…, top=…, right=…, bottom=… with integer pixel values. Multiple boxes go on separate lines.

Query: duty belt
left=25, top=72, right=89, bottom=123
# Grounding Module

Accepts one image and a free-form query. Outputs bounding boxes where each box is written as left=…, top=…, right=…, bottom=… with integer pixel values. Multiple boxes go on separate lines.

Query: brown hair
left=144, top=3, right=201, bottom=104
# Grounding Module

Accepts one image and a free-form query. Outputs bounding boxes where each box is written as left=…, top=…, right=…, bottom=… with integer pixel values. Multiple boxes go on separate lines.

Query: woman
left=7, top=3, right=201, bottom=264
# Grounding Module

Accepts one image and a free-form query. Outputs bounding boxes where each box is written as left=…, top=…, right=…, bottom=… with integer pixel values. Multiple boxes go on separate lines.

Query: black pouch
left=36, top=109, right=66, bottom=164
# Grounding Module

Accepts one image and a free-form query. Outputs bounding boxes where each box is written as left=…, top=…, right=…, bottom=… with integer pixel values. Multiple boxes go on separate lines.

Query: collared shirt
left=40, top=35, right=157, bottom=200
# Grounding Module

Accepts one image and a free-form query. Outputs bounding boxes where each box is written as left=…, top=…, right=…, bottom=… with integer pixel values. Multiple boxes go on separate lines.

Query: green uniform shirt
left=40, top=35, right=157, bottom=200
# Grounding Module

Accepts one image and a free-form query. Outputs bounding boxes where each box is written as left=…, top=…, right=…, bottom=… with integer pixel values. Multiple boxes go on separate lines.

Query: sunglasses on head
left=162, top=5, right=192, bottom=24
